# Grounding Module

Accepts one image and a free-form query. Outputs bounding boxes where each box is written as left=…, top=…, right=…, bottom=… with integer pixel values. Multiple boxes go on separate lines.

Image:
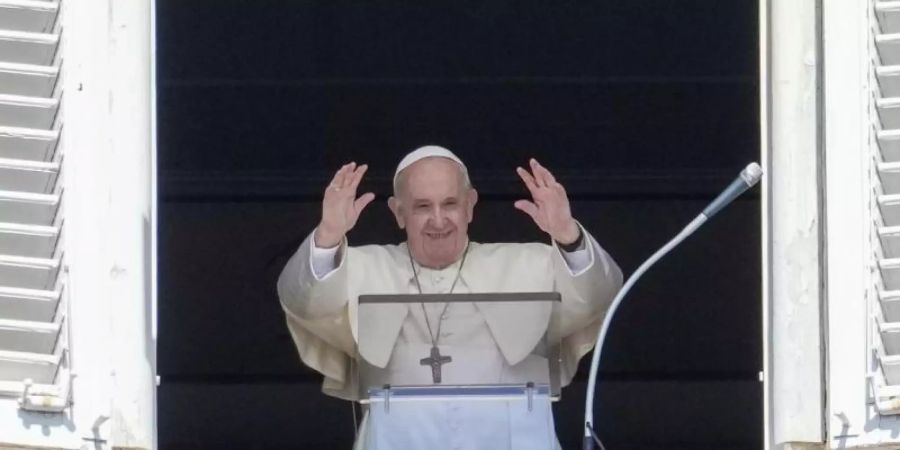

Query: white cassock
left=277, top=223, right=622, bottom=449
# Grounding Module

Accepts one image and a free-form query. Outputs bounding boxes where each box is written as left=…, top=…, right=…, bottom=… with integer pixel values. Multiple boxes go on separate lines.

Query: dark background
left=156, top=1, right=761, bottom=449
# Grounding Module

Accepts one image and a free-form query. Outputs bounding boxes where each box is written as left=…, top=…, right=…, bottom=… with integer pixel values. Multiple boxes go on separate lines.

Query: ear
left=388, top=196, right=405, bottom=229
left=465, top=188, right=478, bottom=223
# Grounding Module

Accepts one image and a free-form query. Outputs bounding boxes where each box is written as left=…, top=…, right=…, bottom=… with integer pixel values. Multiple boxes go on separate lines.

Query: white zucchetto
left=393, top=145, right=469, bottom=190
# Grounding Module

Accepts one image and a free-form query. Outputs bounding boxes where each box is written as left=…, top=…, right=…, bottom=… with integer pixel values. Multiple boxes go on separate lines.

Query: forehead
left=400, top=157, right=464, bottom=198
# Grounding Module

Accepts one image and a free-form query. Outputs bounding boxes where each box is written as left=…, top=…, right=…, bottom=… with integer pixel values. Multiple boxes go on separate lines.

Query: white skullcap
left=392, top=145, right=469, bottom=191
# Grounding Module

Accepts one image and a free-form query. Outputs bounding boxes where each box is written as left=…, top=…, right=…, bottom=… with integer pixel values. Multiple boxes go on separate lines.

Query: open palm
left=514, top=158, right=580, bottom=244
left=315, top=162, right=375, bottom=248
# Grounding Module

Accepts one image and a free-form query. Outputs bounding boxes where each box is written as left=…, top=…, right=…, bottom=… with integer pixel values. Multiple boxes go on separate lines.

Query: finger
left=534, top=159, right=557, bottom=185
left=330, top=163, right=352, bottom=190
left=516, top=166, right=540, bottom=194
left=348, top=164, right=368, bottom=191
left=513, top=199, right=539, bottom=221
left=340, top=162, right=358, bottom=188
left=354, top=192, right=376, bottom=214
left=530, top=158, right=554, bottom=187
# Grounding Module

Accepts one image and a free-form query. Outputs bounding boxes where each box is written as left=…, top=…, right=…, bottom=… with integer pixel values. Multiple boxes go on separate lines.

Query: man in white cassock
left=277, top=146, right=622, bottom=449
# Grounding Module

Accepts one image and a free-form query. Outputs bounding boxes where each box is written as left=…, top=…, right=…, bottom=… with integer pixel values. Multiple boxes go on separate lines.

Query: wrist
left=554, top=220, right=581, bottom=245
left=314, top=224, right=343, bottom=248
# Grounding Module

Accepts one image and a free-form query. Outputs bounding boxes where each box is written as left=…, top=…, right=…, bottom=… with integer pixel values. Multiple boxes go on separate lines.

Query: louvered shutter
left=0, top=0, right=67, bottom=412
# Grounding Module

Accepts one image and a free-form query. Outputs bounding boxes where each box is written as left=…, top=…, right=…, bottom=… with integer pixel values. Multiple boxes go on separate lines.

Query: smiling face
left=388, top=157, right=478, bottom=269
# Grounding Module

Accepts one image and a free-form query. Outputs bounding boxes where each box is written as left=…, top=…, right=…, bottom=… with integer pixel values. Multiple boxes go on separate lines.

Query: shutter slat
left=0, top=222, right=59, bottom=258
left=878, top=130, right=900, bottom=162
left=0, top=190, right=59, bottom=225
left=0, top=318, right=59, bottom=354
left=0, top=126, right=57, bottom=161
left=0, top=62, right=57, bottom=97
left=0, top=286, right=59, bottom=322
left=0, top=254, right=59, bottom=290
left=0, top=349, right=58, bottom=384
left=0, top=1, right=58, bottom=34
left=0, top=30, right=58, bottom=66
left=0, top=94, right=58, bottom=129
left=0, top=157, right=58, bottom=194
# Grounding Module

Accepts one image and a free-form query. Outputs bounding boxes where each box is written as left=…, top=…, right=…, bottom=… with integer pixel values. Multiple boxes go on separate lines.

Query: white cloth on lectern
left=352, top=256, right=559, bottom=450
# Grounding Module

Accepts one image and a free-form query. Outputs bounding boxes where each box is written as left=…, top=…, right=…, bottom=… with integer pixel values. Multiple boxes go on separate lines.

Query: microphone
left=702, top=163, right=763, bottom=218
left=581, top=162, right=763, bottom=450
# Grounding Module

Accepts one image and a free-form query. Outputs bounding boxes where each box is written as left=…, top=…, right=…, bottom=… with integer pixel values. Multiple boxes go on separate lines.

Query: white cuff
left=559, top=245, right=592, bottom=276
left=309, top=233, right=343, bottom=280
left=557, top=223, right=595, bottom=276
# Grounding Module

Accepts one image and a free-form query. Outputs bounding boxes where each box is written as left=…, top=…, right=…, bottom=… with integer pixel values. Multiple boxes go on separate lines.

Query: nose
left=428, top=205, right=445, bottom=225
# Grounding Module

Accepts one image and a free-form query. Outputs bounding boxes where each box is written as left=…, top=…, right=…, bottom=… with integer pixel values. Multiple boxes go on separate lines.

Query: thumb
left=514, top=199, right=539, bottom=221
left=354, top=192, right=376, bottom=214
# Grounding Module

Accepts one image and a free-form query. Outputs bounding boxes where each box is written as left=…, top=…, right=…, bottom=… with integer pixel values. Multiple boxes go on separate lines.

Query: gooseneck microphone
left=581, top=163, right=763, bottom=450
left=703, top=163, right=764, bottom=218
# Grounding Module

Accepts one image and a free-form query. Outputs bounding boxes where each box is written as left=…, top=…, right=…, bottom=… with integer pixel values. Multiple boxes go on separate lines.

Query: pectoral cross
left=419, top=345, right=452, bottom=383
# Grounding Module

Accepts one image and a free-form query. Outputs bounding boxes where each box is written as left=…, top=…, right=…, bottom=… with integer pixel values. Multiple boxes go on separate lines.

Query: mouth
left=425, top=230, right=453, bottom=239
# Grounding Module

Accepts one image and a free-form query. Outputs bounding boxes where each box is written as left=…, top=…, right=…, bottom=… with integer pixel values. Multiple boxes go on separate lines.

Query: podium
left=355, top=292, right=562, bottom=450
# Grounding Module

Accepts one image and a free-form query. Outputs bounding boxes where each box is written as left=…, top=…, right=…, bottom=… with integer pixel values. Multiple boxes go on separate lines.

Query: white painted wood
left=31, top=0, right=159, bottom=447
left=0, top=318, right=59, bottom=353
left=760, top=0, right=771, bottom=446
left=880, top=162, right=900, bottom=194
left=0, top=0, right=75, bottom=447
left=0, top=254, right=59, bottom=290
left=0, top=0, right=58, bottom=33
left=878, top=66, right=900, bottom=98
left=0, top=379, right=58, bottom=397
left=107, top=1, right=156, bottom=447
left=881, top=320, right=900, bottom=355
left=0, top=190, right=58, bottom=225
left=879, top=129, right=900, bottom=162
left=878, top=98, right=900, bottom=129
left=0, top=94, right=58, bottom=129
left=0, top=349, right=58, bottom=384
left=766, top=0, right=825, bottom=446
left=0, top=286, right=59, bottom=322
left=880, top=351, right=900, bottom=386
left=0, top=222, right=59, bottom=258
left=878, top=2, right=900, bottom=33
left=878, top=33, right=900, bottom=67
left=0, top=126, right=57, bottom=161
left=0, top=157, right=58, bottom=194
left=0, top=62, right=57, bottom=97
left=881, top=258, right=900, bottom=291
left=880, top=226, right=900, bottom=258
left=883, top=290, right=900, bottom=323
left=880, top=194, right=900, bottom=226
left=822, top=0, right=880, bottom=445
left=0, top=30, right=57, bottom=65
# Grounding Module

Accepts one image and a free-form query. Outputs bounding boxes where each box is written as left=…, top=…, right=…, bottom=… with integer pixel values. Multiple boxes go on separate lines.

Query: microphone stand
left=581, top=163, right=762, bottom=450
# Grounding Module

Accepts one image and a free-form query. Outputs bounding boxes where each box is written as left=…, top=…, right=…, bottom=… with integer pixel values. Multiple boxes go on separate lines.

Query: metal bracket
left=382, top=384, right=391, bottom=414
left=526, top=382, right=534, bottom=412
left=18, top=372, right=74, bottom=413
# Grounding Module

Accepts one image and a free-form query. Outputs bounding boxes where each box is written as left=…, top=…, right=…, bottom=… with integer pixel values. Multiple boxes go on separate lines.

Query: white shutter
left=876, top=1, right=900, bottom=414
left=0, top=0, right=68, bottom=413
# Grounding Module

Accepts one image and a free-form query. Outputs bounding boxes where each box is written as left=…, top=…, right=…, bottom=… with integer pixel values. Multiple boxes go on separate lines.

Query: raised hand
left=514, top=158, right=580, bottom=245
left=314, top=162, right=375, bottom=248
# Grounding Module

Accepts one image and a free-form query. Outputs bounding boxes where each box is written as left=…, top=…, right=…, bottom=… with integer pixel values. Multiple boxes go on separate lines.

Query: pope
left=277, top=145, right=623, bottom=449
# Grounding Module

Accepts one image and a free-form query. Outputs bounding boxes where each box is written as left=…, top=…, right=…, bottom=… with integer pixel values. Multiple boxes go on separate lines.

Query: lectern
left=355, top=292, right=562, bottom=450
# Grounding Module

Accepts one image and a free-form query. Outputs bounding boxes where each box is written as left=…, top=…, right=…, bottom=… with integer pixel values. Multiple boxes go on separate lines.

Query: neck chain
left=407, top=242, right=470, bottom=349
